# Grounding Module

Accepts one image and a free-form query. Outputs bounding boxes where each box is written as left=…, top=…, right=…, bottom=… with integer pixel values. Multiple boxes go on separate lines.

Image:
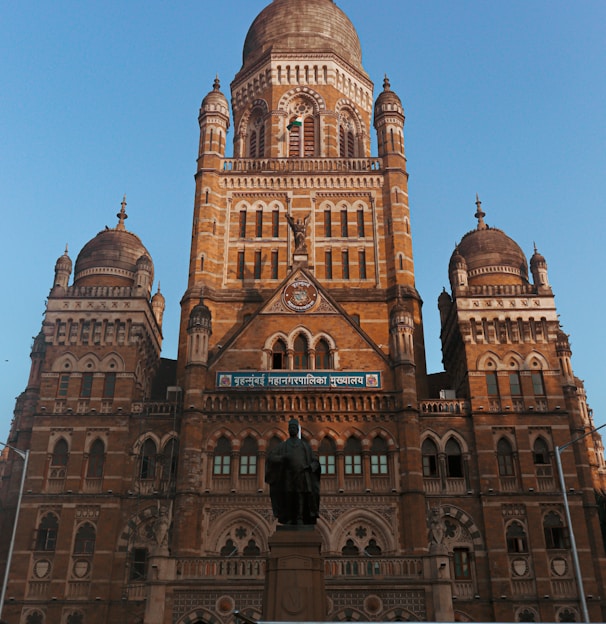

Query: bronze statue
left=265, top=419, right=321, bottom=525
left=285, top=213, right=310, bottom=253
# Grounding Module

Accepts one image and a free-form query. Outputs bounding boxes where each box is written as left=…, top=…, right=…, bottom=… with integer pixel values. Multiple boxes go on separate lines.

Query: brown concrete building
left=1, top=1, right=606, bottom=622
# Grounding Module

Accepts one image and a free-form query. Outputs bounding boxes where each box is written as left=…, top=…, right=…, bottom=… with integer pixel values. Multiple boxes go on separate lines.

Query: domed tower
left=180, top=0, right=425, bottom=395
left=198, top=77, right=230, bottom=160
left=174, top=0, right=430, bottom=593
left=37, top=197, right=163, bottom=411
left=52, top=245, right=72, bottom=292
left=439, top=197, right=578, bottom=414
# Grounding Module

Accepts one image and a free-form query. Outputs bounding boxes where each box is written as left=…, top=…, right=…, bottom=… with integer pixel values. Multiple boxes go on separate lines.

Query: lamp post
left=554, top=422, right=606, bottom=624
left=0, top=442, right=29, bottom=618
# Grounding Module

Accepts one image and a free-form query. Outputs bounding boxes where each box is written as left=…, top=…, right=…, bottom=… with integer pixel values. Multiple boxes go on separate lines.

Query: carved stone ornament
left=511, top=557, right=528, bottom=577
left=551, top=556, right=568, bottom=577
left=283, top=281, right=318, bottom=312
left=33, top=559, right=51, bottom=579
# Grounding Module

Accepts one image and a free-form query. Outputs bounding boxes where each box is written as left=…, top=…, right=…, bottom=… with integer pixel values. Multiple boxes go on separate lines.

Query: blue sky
left=1, top=0, right=605, bottom=437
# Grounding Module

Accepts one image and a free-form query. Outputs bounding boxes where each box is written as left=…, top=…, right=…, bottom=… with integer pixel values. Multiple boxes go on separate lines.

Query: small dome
left=151, top=287, right=165, bottom=307
left=530, top=245, right=547, bottom=270
left=200, top=77, right=229, bottom=119
left=55, top=247, right=72, bottom=273
left=451, top=199, right=529, bottom=286
left=188, top=299, right=212, bottom=331
left=374, top=76, right=404, bottom=118
left=242, top=0, right=364, bottom=71
left=73, top=199, right=153, bottom=288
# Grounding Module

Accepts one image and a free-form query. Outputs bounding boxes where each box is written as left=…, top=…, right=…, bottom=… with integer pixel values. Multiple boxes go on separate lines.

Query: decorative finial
left=117, top=195, right=128, bottom=231
left=213, top=75, right=221, bottom=91
left=533, top=241, right=538, bottom=253
left=64, top=244, right=69, bottom=255
left=474, top=193, right=487, bottom=230
left=383, top=74, right=391, bottom=91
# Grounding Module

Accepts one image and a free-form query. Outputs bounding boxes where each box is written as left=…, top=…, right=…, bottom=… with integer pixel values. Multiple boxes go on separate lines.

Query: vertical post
left=0, top=445, right=29, bottom=617
left=555, top=422, right=606, bottom=624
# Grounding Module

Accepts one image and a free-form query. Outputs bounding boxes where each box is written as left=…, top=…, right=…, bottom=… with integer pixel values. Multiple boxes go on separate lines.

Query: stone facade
left=1, top=1, right=606, bottom=623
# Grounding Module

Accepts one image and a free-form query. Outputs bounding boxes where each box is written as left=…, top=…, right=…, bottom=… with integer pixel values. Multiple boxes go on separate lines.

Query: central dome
left=242, top=0, right=363, bottom=69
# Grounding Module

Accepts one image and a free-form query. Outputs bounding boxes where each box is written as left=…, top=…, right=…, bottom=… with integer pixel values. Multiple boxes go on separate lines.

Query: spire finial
left=213, top=75, right=221, bottom=91
left=474, top=193, right=487, bottom=230
left=117, top=194, right=128, bottom=231
left=64, top=244, right=69, bottom=255
left=533, top=241, right=538, bottom=254
left=383, top=74, right=391, bottom=91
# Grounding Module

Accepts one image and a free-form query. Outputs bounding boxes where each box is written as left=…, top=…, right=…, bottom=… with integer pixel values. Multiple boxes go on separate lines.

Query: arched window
left=243, top=539, right=261, bottom=556
left=213, top=436, right=232, bottom=475
left=51, top=439, right=69, bottom=467
left=543, top=511, right=570, bottom=549
left=139, top=439, right=157, bottom=480
left=162, top=438, right=179, bottom=483
left=303, top=116, right=315, bottom=156
left=486, top=372, right=499, bottom=396
left=66, top=613, right=84, bottom=624
left=86, top=439, right=105, bottom=478
left=315, top=339, right=331, bottom=369
left=533, top=437, right=551, bottom=474
left=506, top=521, right=528, bottom=553
left=272, top=340, right=287, bottom=370
left=422, top=439, right=438, bottom=477
left=220, top=538, right=237, bottom=556
left=319, top=437, right=336, bottom=475
left=35, top=513, right=58, bottom=551
left=370, top=437, right=388, bottom=475
left=73, top=523, right=96, bottom=554
left=240, top=436, right=258, bottom=476
left=26, top=612, right=44, bottom=624
left=531, top=371, right=545, bottom=396
left=342, top=538, right=359, bottom=556
left=445, top=438, right=463, bottom=478
left=518, top=608, right=538, bottom=622
left=293, top=335, right=309, bottom=370
left=344, top=437, right=362, bottom=475
left=497, top=438, right=515, bottom=476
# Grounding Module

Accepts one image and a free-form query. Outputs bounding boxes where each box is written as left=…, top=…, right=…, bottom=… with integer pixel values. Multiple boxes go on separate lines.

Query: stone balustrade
left=222, top=157, right=383, bottom=173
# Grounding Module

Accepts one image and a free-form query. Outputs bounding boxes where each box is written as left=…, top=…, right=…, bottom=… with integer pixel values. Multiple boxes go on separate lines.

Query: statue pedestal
left=263, top=526, right=326, bottom=621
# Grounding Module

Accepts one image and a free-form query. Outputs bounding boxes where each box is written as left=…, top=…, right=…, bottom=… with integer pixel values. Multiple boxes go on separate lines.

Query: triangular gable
left=210, top=266, right=390, bottom=367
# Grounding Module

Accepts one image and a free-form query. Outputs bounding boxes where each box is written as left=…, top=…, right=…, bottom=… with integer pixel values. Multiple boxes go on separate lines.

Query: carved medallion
left=283, top=281, right=318, bottom=312
left=33, top=559, right=51, bottom=579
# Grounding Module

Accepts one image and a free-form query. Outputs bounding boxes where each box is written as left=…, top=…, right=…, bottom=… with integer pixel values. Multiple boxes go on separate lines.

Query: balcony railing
left=221, top=157, right=383, bottom=174
left=419, top=400, right=470, bottom=415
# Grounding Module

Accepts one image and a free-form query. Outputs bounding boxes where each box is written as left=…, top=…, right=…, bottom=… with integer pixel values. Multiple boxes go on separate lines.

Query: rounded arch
left=263, top=331, right=289, bottom=352
left=523, top=350, right=550, bottom=370
left=100, top=352, right=125, bottom=372
left=51, top=352, right=78, bottom=372
left=503, top=350, right=525, bottom=369
left=277, top=86, right=326, bottom=115
left=175, top=607, right=222, bottom=624
left=476, top=350, right=502, bottom=371
left=132, top=431, right=161, bottom=454
left=159, top=430, right=179, bottom=448
left=439, top=504, right=484, bottom=549
left=205, top=428, right=237, bottom=452
left=116, top=504, right=157, bottom=552
left=206, top=509, right=271, bottom=555
left=331, top=607, right=367, bottom=622
left=235, top=427, right=262, bottom=445
left=441, top=430, right=470, bottom=454
left=383, top=607, right=420, bottom=621
left=237, top=98, right=269, bottom=136
left=287, top=326, right=314, bottom=351
left=311, top=332, right=337, bottom=351
left=367, top=427, right=397, bottom=451
left=78, top=353, right=101, bottom=373
left=328, top=507, right=397, bottom=555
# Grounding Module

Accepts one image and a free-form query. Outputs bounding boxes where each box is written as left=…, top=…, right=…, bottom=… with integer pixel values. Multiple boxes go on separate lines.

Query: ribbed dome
left=74, top=200, right=153, bottom=288
left=374, top=76, right=404, bottom=118
left=451, top=199, right=529, bottom=286
left=242, top=0, right=363, bottom=70
left=200, top=78, right=229, bottom=118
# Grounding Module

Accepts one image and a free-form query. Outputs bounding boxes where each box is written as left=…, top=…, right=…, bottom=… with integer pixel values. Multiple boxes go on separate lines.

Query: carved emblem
left=283, top=281, right=318, bottom=312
